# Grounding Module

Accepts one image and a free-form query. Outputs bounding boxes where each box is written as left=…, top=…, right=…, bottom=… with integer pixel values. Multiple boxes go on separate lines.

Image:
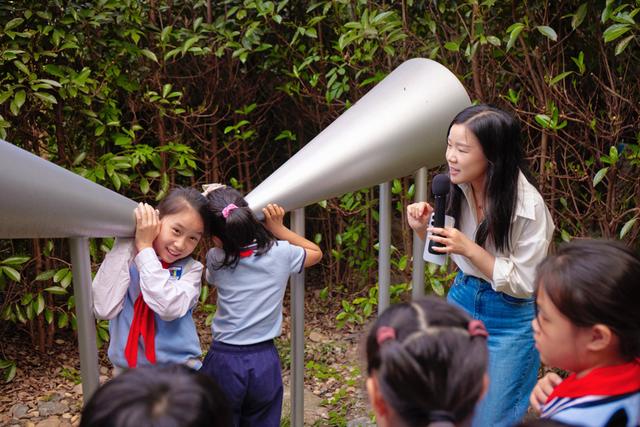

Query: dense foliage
left=1, top=0, right=638, bottom=381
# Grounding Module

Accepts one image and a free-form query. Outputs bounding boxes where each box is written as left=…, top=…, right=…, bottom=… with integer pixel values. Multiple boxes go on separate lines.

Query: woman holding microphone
left=407, top=105, right=554, bottom=427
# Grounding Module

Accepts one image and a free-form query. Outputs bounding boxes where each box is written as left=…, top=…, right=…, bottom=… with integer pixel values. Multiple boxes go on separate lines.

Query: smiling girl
left=93, top=187, right=209, bottom=373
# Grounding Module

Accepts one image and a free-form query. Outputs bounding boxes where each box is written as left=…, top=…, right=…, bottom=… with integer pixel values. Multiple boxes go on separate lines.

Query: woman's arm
left=263, top=204, right=322, bottom=267
left=92, top=238, right=134, bottom=320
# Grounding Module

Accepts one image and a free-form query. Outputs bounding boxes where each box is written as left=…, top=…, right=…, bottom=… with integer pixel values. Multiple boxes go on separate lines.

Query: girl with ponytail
left=199, top=185, right=322, bottom=427
left=366, top=297, right=489, bottom=427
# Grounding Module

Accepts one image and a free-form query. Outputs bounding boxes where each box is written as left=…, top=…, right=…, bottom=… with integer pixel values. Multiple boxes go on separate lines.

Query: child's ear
left=366, top=374, right=390, bottom=421
left=586, top=324, right=614, bottom=352
left=212, top=236, right=223, bottom=248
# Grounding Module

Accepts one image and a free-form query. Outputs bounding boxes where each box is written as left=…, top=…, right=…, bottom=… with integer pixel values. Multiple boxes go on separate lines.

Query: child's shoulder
left=206, top=247, right=226, bottom=267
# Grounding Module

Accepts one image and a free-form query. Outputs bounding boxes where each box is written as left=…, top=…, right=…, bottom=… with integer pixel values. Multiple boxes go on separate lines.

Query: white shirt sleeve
left=492, top=200, right=554, bottom=298
left=92, top=238, right=135, bottom=320
left=135, top=248, right=203, bottom=321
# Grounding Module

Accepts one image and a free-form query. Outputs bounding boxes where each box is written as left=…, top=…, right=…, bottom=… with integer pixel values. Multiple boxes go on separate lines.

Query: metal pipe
left=0, top=140, right=136, bottom=238
left=412, top=167, right=428, bottom=299
left=69, top=237, right=100, bottom=402
left=378, top=182, right=391, bottom=314
left=289, top=208, right=305, bottom=426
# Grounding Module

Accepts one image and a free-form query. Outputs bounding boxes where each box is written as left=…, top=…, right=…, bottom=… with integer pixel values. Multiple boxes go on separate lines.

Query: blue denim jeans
left=447, top=272, right=539, bottom=427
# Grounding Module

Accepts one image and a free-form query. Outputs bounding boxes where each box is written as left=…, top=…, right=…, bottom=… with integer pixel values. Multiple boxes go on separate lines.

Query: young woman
left=407, top=105, right=555, bottom=427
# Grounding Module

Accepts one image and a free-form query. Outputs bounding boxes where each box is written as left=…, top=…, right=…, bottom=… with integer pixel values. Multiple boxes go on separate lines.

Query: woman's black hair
left=535, top=239, right=640, bottom=360
left=204, top=186, right=275, bottom=268
left=80, top=364, right=231, bottom=427
left=445, top=104, right=533, bottom=252
left=156, top=187, right=210, bottom=236
left=366, top=297, right=488, bottom=427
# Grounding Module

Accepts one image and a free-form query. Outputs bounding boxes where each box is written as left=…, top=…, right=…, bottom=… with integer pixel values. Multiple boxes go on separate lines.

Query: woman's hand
left=529, top=372, right=563, bottom=414
left=134, top=203, right=161, bottom=253
left=406, top=202, right=433, bottom=240
left=427, top=226, right=475, bottom=257
left=262, top=203, right=286, bottom=234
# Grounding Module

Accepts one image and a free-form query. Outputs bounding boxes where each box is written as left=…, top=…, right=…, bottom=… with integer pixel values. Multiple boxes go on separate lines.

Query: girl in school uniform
left=199, top=186, right=322, bottom=427
left=92, top=187, right=209, bottom=372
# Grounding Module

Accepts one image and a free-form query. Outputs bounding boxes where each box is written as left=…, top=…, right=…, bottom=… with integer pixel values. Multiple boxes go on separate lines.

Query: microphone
left=427, top=174, right=451, bottom=254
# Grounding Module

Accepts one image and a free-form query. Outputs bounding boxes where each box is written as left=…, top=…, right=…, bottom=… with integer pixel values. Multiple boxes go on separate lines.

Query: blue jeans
left=447, top=272, right=539, bottom=427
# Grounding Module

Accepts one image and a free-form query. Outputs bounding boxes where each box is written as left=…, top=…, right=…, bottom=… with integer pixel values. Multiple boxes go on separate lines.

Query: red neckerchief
left=124, top=260, right=170, bottom=367
left=239, top=249, right=254, bottom=258
left=547, top=359, right=640, bottom=401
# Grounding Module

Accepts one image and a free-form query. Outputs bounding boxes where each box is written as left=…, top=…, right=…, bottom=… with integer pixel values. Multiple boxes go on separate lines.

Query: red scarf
left=124, top=260, right=170, bottom=367
left=547, top=359, right=640, bottom=401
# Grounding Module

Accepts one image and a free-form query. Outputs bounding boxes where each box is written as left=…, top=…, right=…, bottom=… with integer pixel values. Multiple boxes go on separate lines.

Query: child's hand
left=262, top=203, right=286, bottom=233
left=134, top=203, right=161, bottom=253
left=406, top=202, right=433, bottom=238
left=529, top=372, right=563, bottom=414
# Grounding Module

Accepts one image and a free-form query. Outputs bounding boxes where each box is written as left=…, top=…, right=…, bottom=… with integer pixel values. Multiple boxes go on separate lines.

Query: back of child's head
left=204, top=186, right=274, bottom=267
left=535, top=239, right=640, bottom=360
left=365, top=296, right=488, bottom=426
left=157, top=187, right=210, bottom=235
left=80, top=364, right=230, bottom=427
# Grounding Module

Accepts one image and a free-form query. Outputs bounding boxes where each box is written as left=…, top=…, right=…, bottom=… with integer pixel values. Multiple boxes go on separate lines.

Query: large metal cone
left=245, top=58, right=470, bottom=215
left=0, top=140, right=136, bottom=238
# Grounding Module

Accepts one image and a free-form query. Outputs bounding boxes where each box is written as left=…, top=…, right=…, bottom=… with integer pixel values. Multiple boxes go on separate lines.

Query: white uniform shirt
left=450, top=171, right=555, bottom=298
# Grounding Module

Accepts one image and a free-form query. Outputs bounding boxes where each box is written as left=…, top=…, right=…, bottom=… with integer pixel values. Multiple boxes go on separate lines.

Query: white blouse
left=450, top=171, right=555, bottom=298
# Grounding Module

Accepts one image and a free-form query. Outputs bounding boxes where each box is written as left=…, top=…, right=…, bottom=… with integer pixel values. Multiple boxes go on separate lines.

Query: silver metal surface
left=378, top=182, right=391, bottom=314
left=412, top=167, right=428, bottom=299
left=69, top=237, right=100, bottom=401
left=246, top=58, right=470, bottom=214
left=289, top=208, right=305, bottom=426
left=0, top=140, right=136, bottom=238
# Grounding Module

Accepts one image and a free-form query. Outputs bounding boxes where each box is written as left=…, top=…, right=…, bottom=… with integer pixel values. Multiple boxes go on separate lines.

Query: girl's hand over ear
left=135, top=203, right=161, bottom=253
left=262, top=203, right=286, bottom=234
left=529, top=372, right=563, bottom=414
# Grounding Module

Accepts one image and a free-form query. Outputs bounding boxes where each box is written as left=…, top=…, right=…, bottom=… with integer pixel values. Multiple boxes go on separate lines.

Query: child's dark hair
left=366, top=297, right=488, bottom=426
left=446, top=104, right=534, bottom=252
left=80, top=364, right=231, bottom=427
left=535, top=239, right=640, bottom=360
left=157, top=187, right=210, bottom=235
left=205, top=186, right=275, bottom=268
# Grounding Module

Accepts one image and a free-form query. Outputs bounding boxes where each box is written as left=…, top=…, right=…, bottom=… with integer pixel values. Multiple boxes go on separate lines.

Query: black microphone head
left=432, top=174, right=451, bottom=196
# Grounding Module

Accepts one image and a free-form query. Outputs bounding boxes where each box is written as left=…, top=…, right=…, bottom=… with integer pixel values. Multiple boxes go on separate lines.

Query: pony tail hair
left=205, top=186, right=275, bottom=268
left=366, top=297, right=488, bottom=427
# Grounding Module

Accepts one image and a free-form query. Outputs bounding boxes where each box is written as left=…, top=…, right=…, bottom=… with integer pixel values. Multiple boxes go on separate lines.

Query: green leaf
left=603, top=24, right=631, bottom=43
left=549, top=71, right=573, bottom=86
left=33, top=92, right=58, bottom=105
left=572, top=3, right=588, bottom=29
left=35, top=270, right=56, bottom=281
left=141, top=49, right=158, bottom=63
left=506, top=23, right=524, bottom=51
left=444, top=41, right=459, bottom=52
left=536, top=26, right=557, bottom=41
left=4, top=363, right=16, bottom=382
left=620, top=218, right=637, bottom=239
left=4, top=18, right=24, bottom=32
left=60, top=271, right=73, bottom=289
left=13, top=90, right=26, bottom=110
left=139, top=177, right=150, bottom=194
left=1, top=256, right=29, bottom=265
left=615, top=35, right=634, bottom=55
left=53, top=268, right=68, bottom=283
left=57, top=312, right=69, bottom=329
left=593, top=167, right=609, bottom=186
left=1, top=266, right=20, bottom=282
left=44, top=308, right=53, bottom=324
left=35, top=293, right=45, bottom=315
left=44, top=286, right=67, bottom=295
left=535, top=114, right=551, bottom=129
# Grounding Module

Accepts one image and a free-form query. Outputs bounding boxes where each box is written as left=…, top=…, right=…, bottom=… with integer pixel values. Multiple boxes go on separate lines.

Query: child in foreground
left=93, top=187, right=208, bottom=372
left=365, top=296, right=489, bottom=427
left=200, top=185, right=322, bottom=427
left=530, top=239, right=640, bottom=426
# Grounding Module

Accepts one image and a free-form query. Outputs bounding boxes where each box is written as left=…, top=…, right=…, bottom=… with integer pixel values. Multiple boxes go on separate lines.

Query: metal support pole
left=290, top=208, right=305, bottom=426
left=69, top=237, right=100, bottom=402
left=378, top=182, right=391, bottom=314
left=412, top=167, right=428, bottom=299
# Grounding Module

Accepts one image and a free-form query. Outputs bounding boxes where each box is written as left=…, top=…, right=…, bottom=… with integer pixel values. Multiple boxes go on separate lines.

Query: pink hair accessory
left=222, top=203, right=238, bottom=219
left=376, top=326, right=396, bottom=345
left=468, top=320, right=489, bottom=338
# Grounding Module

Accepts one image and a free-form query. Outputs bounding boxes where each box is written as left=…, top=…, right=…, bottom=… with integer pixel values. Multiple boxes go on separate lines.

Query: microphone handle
left=428, top=194, right=447, bottom=255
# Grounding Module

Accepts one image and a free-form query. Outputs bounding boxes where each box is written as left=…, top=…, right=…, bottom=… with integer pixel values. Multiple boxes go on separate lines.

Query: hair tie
left=201, top=183, right=226, bottom=197
left=222, top=203, right=238, bottom=219
left=376, top=326, right=396, bottom=345
left=468, top=319, right=488, bottom=338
